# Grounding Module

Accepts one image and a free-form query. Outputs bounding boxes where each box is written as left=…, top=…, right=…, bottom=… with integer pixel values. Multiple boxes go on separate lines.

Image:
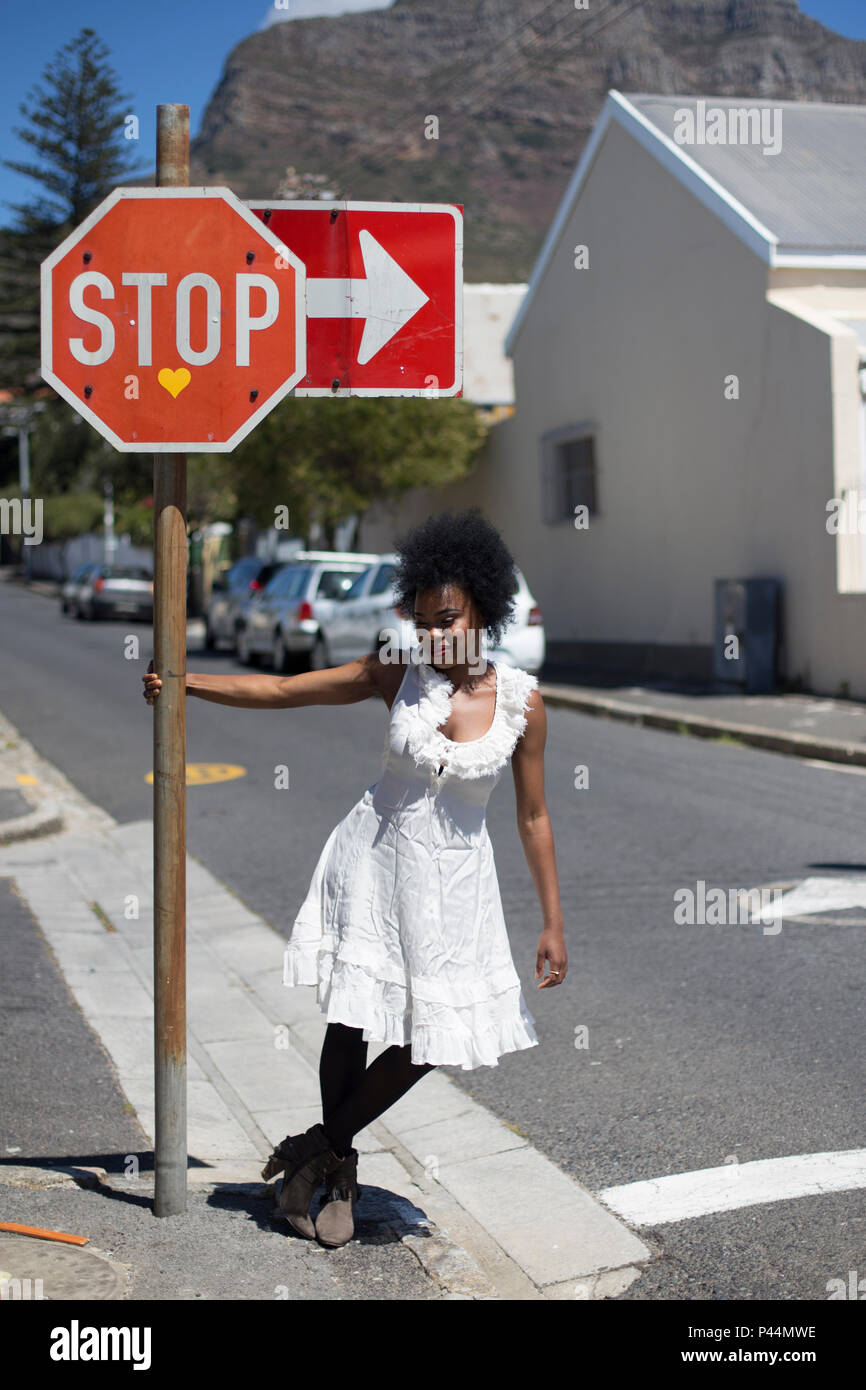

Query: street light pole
left=104, top=480, right=116, bottom=568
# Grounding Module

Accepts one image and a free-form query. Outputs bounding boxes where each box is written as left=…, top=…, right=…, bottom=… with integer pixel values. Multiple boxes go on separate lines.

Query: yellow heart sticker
left=158, top=367, right=191, bottom=398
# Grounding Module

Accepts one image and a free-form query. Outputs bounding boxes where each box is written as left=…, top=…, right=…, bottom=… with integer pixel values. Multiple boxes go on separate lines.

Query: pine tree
left=4, top=26, right=139, bottom=230
left=0, top=27, right=141, bottom=390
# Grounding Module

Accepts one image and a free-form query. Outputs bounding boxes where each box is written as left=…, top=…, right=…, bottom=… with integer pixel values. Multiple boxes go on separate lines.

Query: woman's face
left=412, top=583, right=485, bottom=671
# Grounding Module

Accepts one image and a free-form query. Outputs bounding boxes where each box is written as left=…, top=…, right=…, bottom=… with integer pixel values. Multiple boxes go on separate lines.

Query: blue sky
left=0, top=0, right=863, bottom=227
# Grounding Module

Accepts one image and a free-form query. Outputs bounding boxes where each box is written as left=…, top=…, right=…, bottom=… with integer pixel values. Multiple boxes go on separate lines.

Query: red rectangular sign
left=247, top=201, right=462, bottom=397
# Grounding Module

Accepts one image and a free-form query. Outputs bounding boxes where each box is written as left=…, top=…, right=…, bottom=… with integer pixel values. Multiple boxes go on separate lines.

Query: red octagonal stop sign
left=41, top=188, right=306, bottom=452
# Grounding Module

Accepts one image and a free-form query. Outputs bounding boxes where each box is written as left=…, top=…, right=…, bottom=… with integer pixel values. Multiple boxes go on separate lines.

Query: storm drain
left=0, top=1233, right=127, bottom=1300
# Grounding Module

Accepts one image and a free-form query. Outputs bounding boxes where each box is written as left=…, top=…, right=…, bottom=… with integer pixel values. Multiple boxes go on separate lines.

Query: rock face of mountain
left=191, top=0, right=866, bottom=280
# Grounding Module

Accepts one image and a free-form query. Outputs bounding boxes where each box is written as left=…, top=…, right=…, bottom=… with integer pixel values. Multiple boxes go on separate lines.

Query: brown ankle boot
left=314, top=1147, right=360, bottom=1248
left=261, top=1124, right=345, bottom=1240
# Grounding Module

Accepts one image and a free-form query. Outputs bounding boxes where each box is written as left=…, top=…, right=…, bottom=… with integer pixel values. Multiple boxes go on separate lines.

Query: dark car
left=204, top=556, right=285, bottom=652
left=72, top=563, right=154, bottom=621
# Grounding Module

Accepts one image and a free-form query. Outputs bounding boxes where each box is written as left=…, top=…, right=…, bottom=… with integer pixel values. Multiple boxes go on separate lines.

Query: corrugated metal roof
left=626, top=94, right=866, bottom=256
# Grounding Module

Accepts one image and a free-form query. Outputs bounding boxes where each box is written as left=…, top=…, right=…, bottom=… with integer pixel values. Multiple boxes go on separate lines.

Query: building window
left=540, top=425, right=598, bottom=523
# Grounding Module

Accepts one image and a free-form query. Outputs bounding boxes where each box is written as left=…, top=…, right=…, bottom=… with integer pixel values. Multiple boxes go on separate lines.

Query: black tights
left=318, top=1022, right=436, bottom=1158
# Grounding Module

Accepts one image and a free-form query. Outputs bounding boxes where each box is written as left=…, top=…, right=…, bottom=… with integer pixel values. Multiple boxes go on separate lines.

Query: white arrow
left=305, top=230, right=429, bottom=365
left=753, top=875, right=866, bottom=921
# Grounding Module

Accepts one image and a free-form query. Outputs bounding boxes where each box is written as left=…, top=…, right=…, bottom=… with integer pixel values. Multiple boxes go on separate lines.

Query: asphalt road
left=2, top=580, right=865, bottom=1301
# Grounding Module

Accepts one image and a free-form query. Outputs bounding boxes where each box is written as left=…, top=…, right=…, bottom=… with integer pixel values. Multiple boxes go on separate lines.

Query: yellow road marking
left=145, top=763, right=246, bottom=786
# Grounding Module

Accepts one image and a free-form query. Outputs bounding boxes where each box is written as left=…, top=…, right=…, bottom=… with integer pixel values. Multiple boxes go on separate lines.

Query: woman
left=143, top=508, right=566, bottom=1249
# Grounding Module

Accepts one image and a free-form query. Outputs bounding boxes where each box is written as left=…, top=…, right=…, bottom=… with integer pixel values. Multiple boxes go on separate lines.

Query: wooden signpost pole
left=152, top=103, right=189, bottom=1217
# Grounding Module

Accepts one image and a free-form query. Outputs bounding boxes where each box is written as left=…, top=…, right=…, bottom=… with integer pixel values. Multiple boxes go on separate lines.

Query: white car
left=322, top=554, right=401, bottom=665
left=320, top=554, right=545, bottom=673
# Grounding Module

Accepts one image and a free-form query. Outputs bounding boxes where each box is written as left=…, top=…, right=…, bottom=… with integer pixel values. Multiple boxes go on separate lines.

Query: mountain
left=192, top=1, right=866, bottom=279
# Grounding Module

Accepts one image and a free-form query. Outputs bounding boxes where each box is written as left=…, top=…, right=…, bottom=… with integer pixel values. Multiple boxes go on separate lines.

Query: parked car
left=236, top=550, right=380, bottom=672
left=320, top=556, right=546, bottom=673
left=204, top=556, right=284, bottom=652
left=60, top=561, right=99, bottom=615
left=321, top=554, right=401, bottom=664
left=72, top=563, right=154, bottom=621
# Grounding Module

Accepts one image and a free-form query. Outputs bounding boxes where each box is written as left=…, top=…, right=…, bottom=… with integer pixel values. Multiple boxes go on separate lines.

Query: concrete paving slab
left=435, top=1145, right=651, bottom=1285
left=202, top=1038, right=322, bottom=1111
left=187, top=904, right=264, bottom=934
left=202, top=924, right=286, bottom=976
left=184, top=1081, right=263, bottom=1161
left=43, top=930, right=137, bottom=974
left=186, top=984, right=275, bottom=1044
left=58, top=969, right=154, bottom=1018
left=282, top=1013, right=330, bottom=1058
left=12, top=884, right=105, bottom=932
left=30, top=910, right=107, bottom=936
left=385, top=1072, right=482, bottom=1132
left=242, top=970, right=322, bottom=1025
left=86, top=1014, right=208, bottom=1083
left=394, top=1107, right=529, bottom=1169
left=251, top=1107, right=385, bottom=1154
left=123, top=1077, right=261, bottom=1162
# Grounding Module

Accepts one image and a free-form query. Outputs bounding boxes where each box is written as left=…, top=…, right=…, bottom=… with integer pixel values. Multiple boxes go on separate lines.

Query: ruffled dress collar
left=405, top=657, right=538, bottom=781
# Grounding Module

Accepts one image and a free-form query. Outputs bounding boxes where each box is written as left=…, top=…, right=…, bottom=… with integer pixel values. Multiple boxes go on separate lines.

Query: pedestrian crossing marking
left=598, top=1149, right=866, bottom=1225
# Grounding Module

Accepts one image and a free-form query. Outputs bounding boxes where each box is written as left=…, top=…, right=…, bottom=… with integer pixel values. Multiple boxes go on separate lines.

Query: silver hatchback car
left=236, top=551, right=380, bottom=672
left=69, top=563, right=154, bottom=621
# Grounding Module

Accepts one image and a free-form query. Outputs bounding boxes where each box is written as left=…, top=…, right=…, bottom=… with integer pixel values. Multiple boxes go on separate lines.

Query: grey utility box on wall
left=713, top=578, right=781, bottom=693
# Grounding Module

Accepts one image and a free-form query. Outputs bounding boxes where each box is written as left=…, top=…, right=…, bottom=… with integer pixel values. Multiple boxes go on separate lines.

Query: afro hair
left=391, top=507, right=519, bottom=649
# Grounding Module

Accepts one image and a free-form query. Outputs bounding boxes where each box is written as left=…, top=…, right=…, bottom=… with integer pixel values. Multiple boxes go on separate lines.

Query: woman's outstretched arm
left=511, top=690, right=568, bottom=988
left=142, top=651, right=387, bottom=710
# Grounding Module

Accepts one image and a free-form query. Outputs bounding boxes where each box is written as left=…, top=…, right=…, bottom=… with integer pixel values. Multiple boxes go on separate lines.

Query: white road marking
left=752, top=875, right=866, bottom=921
left=598, top=1149, right=866, bottom=1225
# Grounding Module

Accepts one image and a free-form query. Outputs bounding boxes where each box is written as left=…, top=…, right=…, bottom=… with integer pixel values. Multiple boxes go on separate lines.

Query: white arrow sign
left=305, top=230, right=430, bottom=365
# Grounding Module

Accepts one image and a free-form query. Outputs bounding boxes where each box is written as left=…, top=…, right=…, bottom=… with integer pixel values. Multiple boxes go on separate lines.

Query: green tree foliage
left=227, top=395, right=489, bottom=548
left=4, top=26, right=138, bottom=230
left=40, top=490, right=105, bottom=543
left=24, top=397, right=121, bottom=495
left=0, top=27, right=140, bottom=390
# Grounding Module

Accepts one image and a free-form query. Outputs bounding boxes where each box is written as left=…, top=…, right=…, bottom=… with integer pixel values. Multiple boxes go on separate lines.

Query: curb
left=538, top=683, right=866, bottom=768
left=0, top=794, right=64, bottom=846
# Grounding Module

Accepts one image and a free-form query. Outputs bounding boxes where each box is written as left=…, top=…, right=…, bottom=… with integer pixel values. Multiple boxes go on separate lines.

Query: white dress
left=283, top=654, right=541, bottom=1070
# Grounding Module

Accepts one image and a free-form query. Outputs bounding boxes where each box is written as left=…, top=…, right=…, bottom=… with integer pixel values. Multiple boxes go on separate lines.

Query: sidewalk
left=537, top=665, right=866, bottom=768
left=0, top=703, right=651, bottom=1301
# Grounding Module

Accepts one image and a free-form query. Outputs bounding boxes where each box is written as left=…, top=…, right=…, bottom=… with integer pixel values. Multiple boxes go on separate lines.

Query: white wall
left=362, top=117, right=866, bottom=695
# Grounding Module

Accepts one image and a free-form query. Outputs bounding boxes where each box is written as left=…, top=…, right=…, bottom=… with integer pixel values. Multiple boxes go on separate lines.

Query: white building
left=363, top=91, right=866, bottom=697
